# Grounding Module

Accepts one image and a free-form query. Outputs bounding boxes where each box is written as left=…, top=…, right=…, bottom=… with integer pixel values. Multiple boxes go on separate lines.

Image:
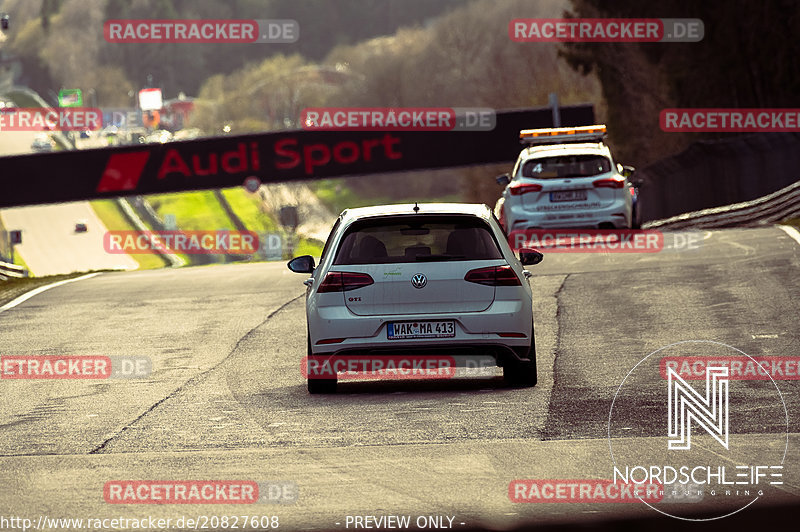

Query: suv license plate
left=388, top=321, right=455, bottom=339
left=550, top=190, right=588, bottom=202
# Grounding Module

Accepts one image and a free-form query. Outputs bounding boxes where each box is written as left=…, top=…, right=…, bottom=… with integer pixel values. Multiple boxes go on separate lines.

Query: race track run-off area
left=0, top=226, right=798, bottom=530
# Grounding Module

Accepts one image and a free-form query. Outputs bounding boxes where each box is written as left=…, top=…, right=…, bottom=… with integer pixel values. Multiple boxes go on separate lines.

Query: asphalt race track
left=0, top=226, right=798, bottom=530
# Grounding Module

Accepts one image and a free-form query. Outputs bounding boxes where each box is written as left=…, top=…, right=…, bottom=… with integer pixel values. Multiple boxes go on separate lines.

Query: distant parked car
left=74, top=220, right=88, bottom=233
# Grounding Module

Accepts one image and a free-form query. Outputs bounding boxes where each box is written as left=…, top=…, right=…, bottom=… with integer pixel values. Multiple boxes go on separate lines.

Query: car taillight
left=316, top=338, right=346, bottom=344
left=593, top=177, right=626, bottom=188
left=317, top=272, right=374, bottom=292
left=464, top=265, right=521, bottom=286
left=508, top=183, right=543, bottom=195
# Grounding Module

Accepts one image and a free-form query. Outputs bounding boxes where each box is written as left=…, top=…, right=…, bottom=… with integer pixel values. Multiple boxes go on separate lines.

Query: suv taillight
left=464, top=265, right=521, bottom=286
left=317, top=272, right=374, bottom=292
left=509, top=183, right=543, bottom=195
left=593, top=177, right=626, bottom=189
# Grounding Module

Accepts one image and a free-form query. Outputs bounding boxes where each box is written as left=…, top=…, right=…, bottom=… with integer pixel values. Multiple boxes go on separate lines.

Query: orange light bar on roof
left=519, top=124, right=607, bottom=140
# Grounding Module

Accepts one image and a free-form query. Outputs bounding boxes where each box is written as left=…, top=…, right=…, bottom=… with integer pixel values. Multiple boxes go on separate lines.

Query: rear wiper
left=415, top=254, right=465, bottom=261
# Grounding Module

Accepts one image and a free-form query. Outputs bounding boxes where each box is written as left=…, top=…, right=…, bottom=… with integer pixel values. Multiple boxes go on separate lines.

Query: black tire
left=504, top=358, right=537, bottom=387
left=308, top=376, right=337, bottom=394
left=306, top=334, right=337, bottom=394
left=631, top=200, right=642, bottom=229
left=504, top=321, right=537, bottom=387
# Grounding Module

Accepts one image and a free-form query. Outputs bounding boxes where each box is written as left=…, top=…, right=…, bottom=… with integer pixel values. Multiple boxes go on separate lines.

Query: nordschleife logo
left=607, top=340, right=789, bottom=521
left=667, top=365, right=729, bottom=450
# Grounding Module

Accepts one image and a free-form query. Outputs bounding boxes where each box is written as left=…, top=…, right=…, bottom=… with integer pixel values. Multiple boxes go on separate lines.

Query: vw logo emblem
left=411, top=273, right=427, bottom=289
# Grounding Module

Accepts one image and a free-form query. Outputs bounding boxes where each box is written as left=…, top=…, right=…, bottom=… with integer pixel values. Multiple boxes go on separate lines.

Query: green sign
left=58, top=89, right=83, bottom=108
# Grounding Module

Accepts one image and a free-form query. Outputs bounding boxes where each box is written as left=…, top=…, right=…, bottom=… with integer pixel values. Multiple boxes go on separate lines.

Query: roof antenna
left=413, top=203, right=420, bottom=213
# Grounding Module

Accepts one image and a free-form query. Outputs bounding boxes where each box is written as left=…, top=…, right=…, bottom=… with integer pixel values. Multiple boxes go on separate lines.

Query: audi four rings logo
left=411, top=273, right=427, bottom=289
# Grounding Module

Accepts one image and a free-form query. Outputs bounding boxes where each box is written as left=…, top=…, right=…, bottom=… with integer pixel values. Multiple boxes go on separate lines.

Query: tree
left=319, top=0, right=602, bottom=206
left=562, top=0, right=800, bottom=166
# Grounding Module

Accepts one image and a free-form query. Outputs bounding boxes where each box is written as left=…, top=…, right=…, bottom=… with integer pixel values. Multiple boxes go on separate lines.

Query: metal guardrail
left=0, top=260, right=27, bottom=281
left=643, top=179, right=800, bottom=230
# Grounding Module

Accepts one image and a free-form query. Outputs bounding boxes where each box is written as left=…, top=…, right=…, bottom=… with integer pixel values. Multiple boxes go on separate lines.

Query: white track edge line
left=0, top=272, right=101, bottom=314
left=777, top=224, right=800, bottom=247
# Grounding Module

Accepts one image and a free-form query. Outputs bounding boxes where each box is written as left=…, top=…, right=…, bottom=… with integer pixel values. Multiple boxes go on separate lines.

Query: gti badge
left=411, top=273, right=427, bottom=289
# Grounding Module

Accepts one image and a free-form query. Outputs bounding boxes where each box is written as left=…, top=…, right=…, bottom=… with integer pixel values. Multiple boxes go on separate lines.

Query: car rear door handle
left=303, top=278, right=313, bottom=287
left=523, top=270, right=532, bottom=279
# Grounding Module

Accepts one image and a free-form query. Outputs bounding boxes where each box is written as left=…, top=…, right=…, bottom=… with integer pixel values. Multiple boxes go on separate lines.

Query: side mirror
left=287, top=255, right=315, bottom=274
left=496, top=173, right=511, bottom=186
left=621, top=165, right=636, bottom=178
left=519, top=248, right=543, bottom=266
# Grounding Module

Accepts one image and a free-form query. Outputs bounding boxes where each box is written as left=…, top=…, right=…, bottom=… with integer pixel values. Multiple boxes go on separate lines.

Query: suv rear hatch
left=515, top=154, right=620, bottom=210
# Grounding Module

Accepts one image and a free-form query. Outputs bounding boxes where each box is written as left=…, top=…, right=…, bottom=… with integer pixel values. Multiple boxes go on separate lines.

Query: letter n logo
left=667, top=366, right=729, bottom=450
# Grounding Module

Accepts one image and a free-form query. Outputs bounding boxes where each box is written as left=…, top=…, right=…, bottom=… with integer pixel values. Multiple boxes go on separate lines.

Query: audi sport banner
left=0, top=105, right=593, bottom=208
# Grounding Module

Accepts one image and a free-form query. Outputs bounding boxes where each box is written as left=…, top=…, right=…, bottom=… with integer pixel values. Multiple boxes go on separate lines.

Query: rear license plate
left=550, top=190, right=588, bottom=202
left=388, top=321, right=455, bottom=339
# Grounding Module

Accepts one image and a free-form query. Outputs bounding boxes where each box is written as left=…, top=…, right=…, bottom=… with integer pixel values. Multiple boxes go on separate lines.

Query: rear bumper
left=308, top=300, right=533, bottom=356
left=507, top=198, right=631, bottom=230
left=309, top=343, right=530, bottom=367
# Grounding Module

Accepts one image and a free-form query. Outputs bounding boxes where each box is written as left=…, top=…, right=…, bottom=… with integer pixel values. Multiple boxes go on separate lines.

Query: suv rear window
left=333, top=216, right=503, bottom=264
left=521, top=154, right=611, bottom=178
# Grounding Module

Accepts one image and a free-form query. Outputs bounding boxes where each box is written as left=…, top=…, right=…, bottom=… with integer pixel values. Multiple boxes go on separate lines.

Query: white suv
left=287, top=203, right=543, bottom=394
left=495, top=125, right=641, bottom=231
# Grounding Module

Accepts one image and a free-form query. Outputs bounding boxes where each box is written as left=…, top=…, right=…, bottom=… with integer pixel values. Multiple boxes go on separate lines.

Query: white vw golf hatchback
left=287, top=203, right=543, bottom=393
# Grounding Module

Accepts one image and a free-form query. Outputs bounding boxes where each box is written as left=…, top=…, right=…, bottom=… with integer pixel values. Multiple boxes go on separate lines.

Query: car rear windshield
left=333, top=216, right=503, bottom=264
left=521, top=154, right=611, bottom=179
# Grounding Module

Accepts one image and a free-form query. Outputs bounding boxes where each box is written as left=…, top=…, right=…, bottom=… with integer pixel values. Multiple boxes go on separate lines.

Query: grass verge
left=220, top=188, right=278, bottom=233
left=90, top=199, right=168, bottom=270
left=294, top=237, right=324, bottom=258
left=310, top=179, right=372, bottom=214
left=309, top=178, right=462, bottom=215
left=132, top=188, right=322, bottom=261
left=147, top=190, right=236, bottom=231
left=781, top=218, right=800, bottom=229
left=11, top=250, right=29, bottom=271
left=3, top=89, right=39, bottom=108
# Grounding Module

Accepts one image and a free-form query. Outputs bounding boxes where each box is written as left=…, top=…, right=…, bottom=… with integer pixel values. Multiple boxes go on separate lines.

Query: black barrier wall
left=0, top=106, right=594, bottom=208
left=638, top=133, right=800, bottom=222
